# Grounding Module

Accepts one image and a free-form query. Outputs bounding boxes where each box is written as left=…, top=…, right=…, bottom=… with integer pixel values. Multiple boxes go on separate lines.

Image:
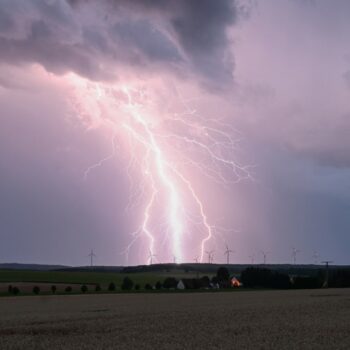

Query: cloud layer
left=0, top=0, right=239, bottom=85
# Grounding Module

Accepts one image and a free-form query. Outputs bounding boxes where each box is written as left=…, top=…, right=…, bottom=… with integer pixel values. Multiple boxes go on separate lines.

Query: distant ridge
left=0, top=263, right=69, bottom=271
left=0, top=262, right=348, bottom=274
left=55, top=266, right=124, bottom=272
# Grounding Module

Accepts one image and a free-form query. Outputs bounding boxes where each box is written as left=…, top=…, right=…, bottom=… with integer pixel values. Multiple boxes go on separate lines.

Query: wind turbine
left=224, top=244, right=234, bottom=265
left=210, top=253, right=215, bottom=264
left=261, top=251, right=270, bottom=265
left=291, top=247, right=300, bottom=265
left=88, top=249, right=96, bottom=267
left=148, top=250, right=156, bottom=265
left=312, top=251, right=320, bottom=265
left=249, top=254, right=255, bottom=265
left=206, top=250, right=214, bottom=264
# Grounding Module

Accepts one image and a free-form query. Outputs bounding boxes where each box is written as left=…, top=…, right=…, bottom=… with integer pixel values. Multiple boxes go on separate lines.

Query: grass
left=0, top=269, right=158, bottom=285
left=0, top=269, right=211, bottom=289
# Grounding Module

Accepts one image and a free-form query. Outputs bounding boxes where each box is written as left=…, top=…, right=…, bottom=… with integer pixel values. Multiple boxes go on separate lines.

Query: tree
left=33, top=286, right=40, bottom=295
left=121, top=277, right=134, bottom=290
left=81, top=285, right=88, bottom=293
left=135, top=284, right=140, bottom=290
left=8, top=285, right=13, bottom=293
left=163, top=277, right=178, bottom=289
left=108, top=282, right=116, bottom=291
left=12, top=287, right=20, bottom=295
left=95, top=284, right=101, bottom=292
left=211, top=276, right=219, bottom=285
left=199, top=276, right=210, bottom=288
left=240, top=267, right=272, bottom=288
left=155, top=281, right=162, bottom=290
left=51, top=285, right=57, bottom=294
left=240, top=267, right=291, bottom=289
left=216, top=267, right=230, bottom=282
left=65, top=286, right=72, bottom=293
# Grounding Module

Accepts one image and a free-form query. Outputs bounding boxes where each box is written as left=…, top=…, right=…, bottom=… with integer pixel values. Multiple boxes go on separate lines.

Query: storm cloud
left=0, top=0, right=349, bottom=266
left=0, top=0, right=239, bottom=84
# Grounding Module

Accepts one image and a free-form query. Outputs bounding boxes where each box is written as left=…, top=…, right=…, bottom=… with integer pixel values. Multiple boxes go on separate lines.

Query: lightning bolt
left=68, top=74, right=253, bottom=264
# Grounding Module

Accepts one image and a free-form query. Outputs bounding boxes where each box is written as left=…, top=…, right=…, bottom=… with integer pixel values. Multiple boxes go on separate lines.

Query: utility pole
left=322, top=261, right=333, bottom=288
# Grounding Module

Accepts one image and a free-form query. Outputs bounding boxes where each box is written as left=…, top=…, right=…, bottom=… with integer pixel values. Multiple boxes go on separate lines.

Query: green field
left=0, top=269, right=208, bottom=287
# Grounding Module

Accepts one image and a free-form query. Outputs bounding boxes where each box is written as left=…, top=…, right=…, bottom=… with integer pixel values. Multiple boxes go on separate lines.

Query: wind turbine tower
left=224, top=244, right=234, bottom=265
left=148, top=250, right=156, bottom=265
left=291, top=247, right=300, bottom=265
left=88, top=249, right=96, bottom=267
left=206, top=250, right=214, bottom=264
left=312, top=251, right=320, bottom=265
left=261, top=251, right=269, bottom=265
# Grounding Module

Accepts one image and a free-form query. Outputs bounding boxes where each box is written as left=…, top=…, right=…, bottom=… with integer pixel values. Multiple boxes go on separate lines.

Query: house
left=177, top=280, right=185, bottom=290
left=230, top=277, right=241, bottom=287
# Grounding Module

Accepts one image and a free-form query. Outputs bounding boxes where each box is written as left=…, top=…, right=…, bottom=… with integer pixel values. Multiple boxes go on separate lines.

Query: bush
left=144, top=283, right=152, bottom=290
left=135, top=284, right=140, bottom=290
left=65, top=286, right=72, bottom=293
left=155, top=281, right=162, bottom=290
left=51, top=285, right=57, bottom=294
left=12, top=287, right=20, bottom=295
left=81, top=285, right=88, bottom=293
left=33, top=286, right=40, bottom=295
left=163, top=277, right=178, bottom=289
left=108, top=282, right=116, bottom=291
left=121, top=277, right=134, bottom=290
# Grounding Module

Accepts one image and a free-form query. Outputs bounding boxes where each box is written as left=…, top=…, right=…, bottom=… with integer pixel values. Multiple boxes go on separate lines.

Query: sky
left=0, top=0, right=349, bottom=266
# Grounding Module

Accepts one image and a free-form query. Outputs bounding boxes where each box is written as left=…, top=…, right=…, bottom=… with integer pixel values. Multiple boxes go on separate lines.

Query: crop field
left=0, top=288, right=349, bottom=349
left=0, top=269, right=207, bottom=292
left=0, top=269, right=215, bottom=295
left=0, top=269, right=162, bottom=285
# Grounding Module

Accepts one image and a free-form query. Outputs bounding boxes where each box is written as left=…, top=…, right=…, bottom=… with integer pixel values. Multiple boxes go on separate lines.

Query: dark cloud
left=0, top=0, right=239, bottom=84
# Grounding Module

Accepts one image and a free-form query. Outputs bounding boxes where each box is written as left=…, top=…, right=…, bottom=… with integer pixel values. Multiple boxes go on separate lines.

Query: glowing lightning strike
left=69, top=74, right=252, bottom=264
left=121, top=86, right=184, bottom=262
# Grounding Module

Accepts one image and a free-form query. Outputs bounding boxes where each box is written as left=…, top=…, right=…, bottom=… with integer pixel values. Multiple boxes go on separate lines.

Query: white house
left=177, top=280, right=185, bottom=290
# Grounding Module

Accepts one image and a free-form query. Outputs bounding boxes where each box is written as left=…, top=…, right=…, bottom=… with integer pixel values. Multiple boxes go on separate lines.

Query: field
left=0, top=288, right=349, bottom=349
left=0, top=269, right=207, bottom=294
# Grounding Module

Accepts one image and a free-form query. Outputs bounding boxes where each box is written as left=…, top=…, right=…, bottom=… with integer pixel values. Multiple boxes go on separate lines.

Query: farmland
left=0, top=269, right=164, bottom=286
left=0, top=288, right=349, bottom=349
left=0, top=268, right=211, bottom=294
